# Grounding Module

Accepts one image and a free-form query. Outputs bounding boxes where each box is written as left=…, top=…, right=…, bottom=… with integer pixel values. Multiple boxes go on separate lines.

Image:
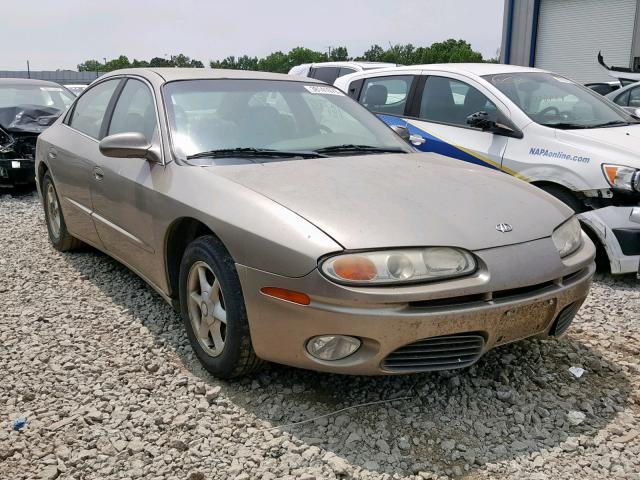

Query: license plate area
left=495, top=299, right=556, bottom=345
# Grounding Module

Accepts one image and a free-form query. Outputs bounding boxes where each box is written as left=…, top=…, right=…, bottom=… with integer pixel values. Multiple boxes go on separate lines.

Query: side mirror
left=466, top=111, right=494, bottom=130
left=466, top=111, right=523, bottom=139
left=99, top=132, right=160, bottom=163
left=390, top=124, right=411, bottom=142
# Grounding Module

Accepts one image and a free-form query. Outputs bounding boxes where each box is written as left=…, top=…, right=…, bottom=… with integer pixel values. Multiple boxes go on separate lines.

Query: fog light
left=306, top=335, right=361, bottom=361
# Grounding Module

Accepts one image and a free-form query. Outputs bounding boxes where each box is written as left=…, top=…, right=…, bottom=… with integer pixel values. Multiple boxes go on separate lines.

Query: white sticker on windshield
left=40, top=87, right=64, bottom=92
left=304, top=85, right=344, bottom=96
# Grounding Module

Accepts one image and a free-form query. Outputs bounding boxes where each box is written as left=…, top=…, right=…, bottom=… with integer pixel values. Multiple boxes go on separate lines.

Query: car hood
left=0, top=105, right=63, bottom=134
left=205, top=153, right=572, bottom=251
left=556, top=124, right=640, bottom=169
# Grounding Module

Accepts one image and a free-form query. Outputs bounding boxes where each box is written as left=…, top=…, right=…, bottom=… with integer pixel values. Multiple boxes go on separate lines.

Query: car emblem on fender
left=496, top=223, right=513, bottom=233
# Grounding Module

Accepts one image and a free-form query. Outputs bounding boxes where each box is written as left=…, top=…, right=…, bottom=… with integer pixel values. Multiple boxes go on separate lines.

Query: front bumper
left=237, top=236, right=595, bottom=375
left=579, top=205, right=640, bottom=275
left=0, top=158, right=35, bottom=186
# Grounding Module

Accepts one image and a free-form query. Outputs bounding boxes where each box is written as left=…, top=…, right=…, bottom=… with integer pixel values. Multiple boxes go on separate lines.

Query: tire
left=179, top=235, right=262, bottom=378
left=537, top=184, right=587, bottom=214
left=42, top=171, right=82, bottom=252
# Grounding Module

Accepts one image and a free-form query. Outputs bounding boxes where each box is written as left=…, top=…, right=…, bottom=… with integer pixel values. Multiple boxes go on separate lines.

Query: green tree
left=77, top=59, right=103, bottom=72
left=381, top=44, right=417, bottom=64
left=418, top=39, right=483, bottom=64
left=149, top=57, right=172, bottom=67
left=288, top=47, right=326, bottom=67
left=360, top=44, right=385, bottom=62
left=130, top=59, right=150, bottom=68
left=77, top=39, right=487, bottom=76
left=171, top=53, right=203, bottom=68
left=210, top=56, right=237, bottom=69
left=329, top=46, right=349, bottom=62
left=257, top=51, right=291, bottom=73
left=104, top=55, right=132, bottom=71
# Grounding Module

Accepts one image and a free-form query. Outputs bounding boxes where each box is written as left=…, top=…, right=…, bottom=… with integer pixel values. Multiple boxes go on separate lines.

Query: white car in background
left=288, top=61, right=398, bottom=86
left=63, top=84, right=87, bottom=96
left=335, top=64, right=640, bottom=275
left=605, top=81, right=640, bottom=116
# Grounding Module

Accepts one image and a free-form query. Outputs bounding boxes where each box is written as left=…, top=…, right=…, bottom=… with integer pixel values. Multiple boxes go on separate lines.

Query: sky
left=2, top=0, right=504, bottom=71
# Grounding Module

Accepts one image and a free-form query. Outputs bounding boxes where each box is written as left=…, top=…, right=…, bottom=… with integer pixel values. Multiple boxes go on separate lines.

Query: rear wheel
left=179, top=235, right=262, bottom=378
left=42, top=171, right=82, bottom=252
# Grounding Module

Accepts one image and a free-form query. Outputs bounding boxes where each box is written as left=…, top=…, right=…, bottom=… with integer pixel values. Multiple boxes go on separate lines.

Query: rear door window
left=418, top=76, right=497, bottom=127
left=311, top=67, right=340, bottom=84
left=359, top=75, right=413, bottom=115
left=68, top=79, right=120, bottom=139
left=337, top=67, right=357, bottom=78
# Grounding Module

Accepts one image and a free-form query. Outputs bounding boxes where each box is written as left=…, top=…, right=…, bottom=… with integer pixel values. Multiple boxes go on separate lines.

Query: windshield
left=163, top=79, right=411, bottom=159
left=483, top=72, right=636, bottom=129
left=0, top=84, right=75, bottom=111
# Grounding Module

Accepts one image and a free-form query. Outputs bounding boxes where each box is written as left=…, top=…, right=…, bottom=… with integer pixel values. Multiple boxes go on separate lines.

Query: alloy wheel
left=187, top=261, right=227, bottom=357
left=46, top=182, right=61, bottom=239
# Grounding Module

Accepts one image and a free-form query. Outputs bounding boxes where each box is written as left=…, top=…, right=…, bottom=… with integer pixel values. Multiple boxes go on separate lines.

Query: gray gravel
left=1, top=191, right=639, bottom=480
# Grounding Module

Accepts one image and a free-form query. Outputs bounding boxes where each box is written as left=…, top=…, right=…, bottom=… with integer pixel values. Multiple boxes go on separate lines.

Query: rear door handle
left=92, top=167, right=104, bottom=182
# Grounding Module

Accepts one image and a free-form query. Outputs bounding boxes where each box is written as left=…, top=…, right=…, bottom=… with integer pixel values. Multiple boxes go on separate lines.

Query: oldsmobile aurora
left=35, top=69, right=595, bottom=378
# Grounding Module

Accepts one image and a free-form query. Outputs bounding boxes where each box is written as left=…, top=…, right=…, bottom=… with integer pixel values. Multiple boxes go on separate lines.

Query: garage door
left=535, top=0, right=637, bottom=83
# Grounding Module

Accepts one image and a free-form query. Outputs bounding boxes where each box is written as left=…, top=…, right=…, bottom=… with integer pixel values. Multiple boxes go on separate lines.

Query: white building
left=500, top=0, right=640, bottom=83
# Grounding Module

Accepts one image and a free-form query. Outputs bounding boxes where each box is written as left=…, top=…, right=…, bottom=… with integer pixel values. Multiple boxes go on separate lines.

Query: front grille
left=408, top=269, right=589, bottom=310
left=549, top=302, right=580, bottom=337
left=491, top=281, right=555, bottom=300
left=409, top=294, right=485, bottom=309
left=13, top=135, right=37, bottom=159
left=382, top=334, right=484, bottom=372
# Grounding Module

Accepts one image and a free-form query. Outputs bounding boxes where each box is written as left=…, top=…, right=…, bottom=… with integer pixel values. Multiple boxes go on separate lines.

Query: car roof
left=341, top=63, right=550, bottom=78
left=0, top=78, right=65, bottom=87
left=310, top=61, right=397, bottom=69
left=101, top=68, right=325, bottom=83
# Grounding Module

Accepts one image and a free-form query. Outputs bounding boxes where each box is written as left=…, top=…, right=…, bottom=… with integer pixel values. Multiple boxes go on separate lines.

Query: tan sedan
left=35, top=68, right=595, bottom=378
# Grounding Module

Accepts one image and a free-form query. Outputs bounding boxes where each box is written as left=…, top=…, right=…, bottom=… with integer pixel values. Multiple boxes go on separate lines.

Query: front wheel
left=538, top=184, right=586, bottom=214
left=178, top=235, right=262, bottom=378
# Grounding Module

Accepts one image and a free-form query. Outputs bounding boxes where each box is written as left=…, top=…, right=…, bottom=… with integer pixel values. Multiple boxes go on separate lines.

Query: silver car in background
left=35, top=68, right=595, bottom=378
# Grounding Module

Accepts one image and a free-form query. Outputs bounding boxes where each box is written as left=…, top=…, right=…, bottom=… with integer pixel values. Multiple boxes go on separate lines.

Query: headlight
left=552, top=216, right=583, bottom=258
left=320, top=247, right=476, bottom=285
left=602, top=164, right=640, bottom=192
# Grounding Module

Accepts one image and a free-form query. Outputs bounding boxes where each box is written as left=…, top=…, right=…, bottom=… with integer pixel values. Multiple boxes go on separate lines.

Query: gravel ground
left=1, top=191, right=639, bottom=480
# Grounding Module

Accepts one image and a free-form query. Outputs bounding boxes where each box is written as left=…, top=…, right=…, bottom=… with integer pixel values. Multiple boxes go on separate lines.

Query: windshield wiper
left=186, top=147, right=326, bottom=160
left=314, top=144, right=407, bottom=155
left=539, top=122, right=589, bottom=129
left=587, top=120, right=630, bottom=128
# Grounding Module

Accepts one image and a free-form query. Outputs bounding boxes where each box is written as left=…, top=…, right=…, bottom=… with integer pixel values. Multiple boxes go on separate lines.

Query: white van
left=335, top=64, right=640, bottom=275
left=288, top=61, right=398, bottom=85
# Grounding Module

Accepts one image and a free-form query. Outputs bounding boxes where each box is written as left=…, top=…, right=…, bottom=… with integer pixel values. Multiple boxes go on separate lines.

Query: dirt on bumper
left=238, top=260, right=595, bottom=375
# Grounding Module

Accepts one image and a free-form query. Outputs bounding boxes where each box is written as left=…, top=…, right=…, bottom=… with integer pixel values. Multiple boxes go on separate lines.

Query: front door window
left=419, top=76, right=497, bottom=127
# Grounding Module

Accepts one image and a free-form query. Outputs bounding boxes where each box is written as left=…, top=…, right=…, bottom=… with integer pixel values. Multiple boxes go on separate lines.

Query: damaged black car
left=0, top=79, right=75, bottom=187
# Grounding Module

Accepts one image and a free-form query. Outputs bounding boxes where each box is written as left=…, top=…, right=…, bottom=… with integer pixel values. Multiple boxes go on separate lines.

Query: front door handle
left=410, top=134, right=426, bottom=146
left=93, top=167, right=104, bottom=182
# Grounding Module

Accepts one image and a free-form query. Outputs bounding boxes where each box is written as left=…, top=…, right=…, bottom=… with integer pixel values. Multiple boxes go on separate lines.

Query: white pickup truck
left=335, top=64, right=640, bottom=275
